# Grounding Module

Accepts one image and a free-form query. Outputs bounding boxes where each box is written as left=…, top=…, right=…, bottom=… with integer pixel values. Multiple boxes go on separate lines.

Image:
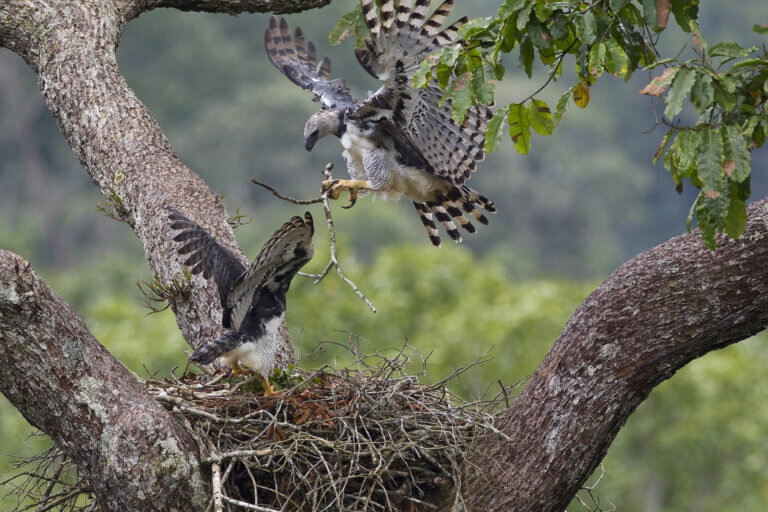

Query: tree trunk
left=464, top=199, right=768, bottom=511
left=2, top=0, right=768, bottom=510
left=0, top=250, right=209, bottom=510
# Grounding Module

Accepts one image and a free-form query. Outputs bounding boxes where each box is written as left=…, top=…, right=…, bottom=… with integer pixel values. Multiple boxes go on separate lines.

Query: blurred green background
left=1, top=1, right=767, bottom=509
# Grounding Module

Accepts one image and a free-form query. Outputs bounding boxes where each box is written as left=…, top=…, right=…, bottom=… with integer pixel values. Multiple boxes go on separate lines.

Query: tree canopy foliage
left=332, top=0, right=767, bottom=249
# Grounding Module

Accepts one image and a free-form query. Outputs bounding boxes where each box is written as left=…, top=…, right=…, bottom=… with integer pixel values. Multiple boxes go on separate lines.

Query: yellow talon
left=260, top=375, right=275, bottom=397
left=231, top=361, right=249, bottom=378
left=321, top=179, right=370, bottom=209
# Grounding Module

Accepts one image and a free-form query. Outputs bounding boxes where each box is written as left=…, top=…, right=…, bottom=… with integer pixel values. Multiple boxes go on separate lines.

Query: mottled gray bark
left=0, top=0, right=325, bottom=509
left=464, top=198, right=768, bottom=511
left=0, top=250, right=209, bottom=510
left=0, top=0, right=318, bottom=364
left=3, top=0, right=768, bottom=509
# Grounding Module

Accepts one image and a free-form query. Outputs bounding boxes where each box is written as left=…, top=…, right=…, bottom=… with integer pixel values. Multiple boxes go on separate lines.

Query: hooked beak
left=304, top=133, right=318, bottom=151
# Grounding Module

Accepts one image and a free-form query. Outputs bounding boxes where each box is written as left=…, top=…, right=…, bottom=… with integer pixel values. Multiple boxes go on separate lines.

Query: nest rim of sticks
left=2, top=341, right=513, bottom=512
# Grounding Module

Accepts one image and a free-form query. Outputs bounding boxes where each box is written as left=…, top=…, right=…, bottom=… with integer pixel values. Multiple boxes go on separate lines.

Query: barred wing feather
left=265, top=16, right=356, bottom=110
left=167, top=207, right=247, bottom=328
left=356, top=0, right=491, bottom=184
left=227, top=212, right=314, bottom=332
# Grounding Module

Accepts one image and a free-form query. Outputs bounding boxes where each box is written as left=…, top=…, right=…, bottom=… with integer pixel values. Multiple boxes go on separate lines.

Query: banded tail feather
left=429, top=202, right=463, bottom=243
left=189, top=331, right=244, bottom=365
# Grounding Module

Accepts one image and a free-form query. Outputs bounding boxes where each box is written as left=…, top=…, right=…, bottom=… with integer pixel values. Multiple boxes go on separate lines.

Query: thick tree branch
left=0, top=0, right=301, bottom=365
left=146, top=0, right=331, bottom=16
left=0, top=250, right=209, bottom=511
left=466, top=198, right=768, bottom=511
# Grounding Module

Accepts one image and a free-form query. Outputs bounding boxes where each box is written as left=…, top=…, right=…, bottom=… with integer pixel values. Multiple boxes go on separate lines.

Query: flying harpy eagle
left=265, top=0, right=496, bottom=247
left=167, top=208, right=314, bottom=396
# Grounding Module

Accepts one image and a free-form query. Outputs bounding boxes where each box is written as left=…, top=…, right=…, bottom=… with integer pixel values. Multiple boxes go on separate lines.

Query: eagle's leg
left=321, top=179, right=370, bottom=209
left=231, top=361, right=249, bottom=378
left=259, top=374, right=275, bottom=397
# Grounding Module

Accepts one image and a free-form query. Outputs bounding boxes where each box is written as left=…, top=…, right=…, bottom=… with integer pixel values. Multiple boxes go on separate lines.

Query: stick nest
left=2, top=344, right=509, bottom=511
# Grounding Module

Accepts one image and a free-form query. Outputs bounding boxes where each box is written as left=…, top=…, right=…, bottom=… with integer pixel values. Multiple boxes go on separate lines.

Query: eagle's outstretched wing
left=355, top=0, right=492, bottom=185
left=265, top=17, right=357, bottom=110
left=227, top=212, right=314, bottom=333
left=167, top=208, right=246, bottom=330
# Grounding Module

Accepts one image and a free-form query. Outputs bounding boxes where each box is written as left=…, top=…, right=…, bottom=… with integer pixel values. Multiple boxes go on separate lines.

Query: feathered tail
left=189, top=331, right=243, bottom=365
left=413, top=184, right=496, bottom=246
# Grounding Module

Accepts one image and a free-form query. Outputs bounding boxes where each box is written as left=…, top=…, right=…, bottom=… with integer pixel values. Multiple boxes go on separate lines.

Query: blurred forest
left=1, top=0, right=767, bottom=510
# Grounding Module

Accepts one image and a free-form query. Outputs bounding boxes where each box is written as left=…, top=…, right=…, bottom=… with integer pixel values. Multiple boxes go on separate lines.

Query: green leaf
left=329, top=7, right=362, bottom=47
left=549, top=11, right=570, bottom=40
left=653, top=130, right=674, bottom=166
left=519, top=37, right=534, bottom=78
left=526, top=17, right=552, bottom=50
left=449, top=74, right=473, bottom=125
left=752, top=24, right=768, bottom=34
left=712, top=76, right=738, bottom=111
left=553, top=88, right=572, bottom=126
left=664, top=67, right=696, bottom=119
left=670, top=0, right=699, bottom=32
left=753, top=123, right=765, bottom=148
left=498, top=19, right=520, bottom=53
left=689, top=73, right=714, bottom=112
left=708, top=41, right=750, bottom=60
left=696, top=127, right=724, bottom=193
left=722, top=125, right=751, bottom=183
left=724, top=181, right=747, bottom=238
left=665, top=129, right=700, bottom=186
left=643, top=58, right=680, bottom=70
left=516, top=6, right=532, bottom=31
left=498, top=0, right=526, bottom=19
left=508, top=103, right=532, bottom=154
left=534, top=0, right=553, bottom=22
left=732, top=57, right=768, bottom=70
left=588, top=43, right=606, bottom=79
left=603, top=40, right=630, bottom=79
left=578, top=11, right=598, bottom=44
left=641, top=0, right=662, bottom=32
left=576, top=42, right=590, bottom=81
left=437, top=45, right=461, bottom=89
left=412, top=59, right=433, bottom=89
left=695, top=187, right=729, bottom=250
left=527, top=99, right=553, bottom=136
left=459, top=17, right=495, bottom=39
left=471, top=67, right=496, bottom=105
left=485, top=107, right=509, bottom=154
left=609, top=0, right=629, bottom=12
left=689, top=20, right=708, bottom=54
left=686, top=195, right=696, bottom=231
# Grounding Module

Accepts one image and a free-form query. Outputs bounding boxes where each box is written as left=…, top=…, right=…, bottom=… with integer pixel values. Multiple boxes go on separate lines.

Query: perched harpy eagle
left=167, top=208, right=314, bottom=396
left=265, top=0, right=496, bottom=247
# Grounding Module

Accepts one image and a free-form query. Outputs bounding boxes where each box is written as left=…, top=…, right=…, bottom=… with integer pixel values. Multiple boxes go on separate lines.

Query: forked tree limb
left=0, top=0, right=328, bottom=366
left=465, top=198, right=768, bottom=511
left=3, top=0, right=768, bottom=509
left=0, top=250, right=209, bottom=510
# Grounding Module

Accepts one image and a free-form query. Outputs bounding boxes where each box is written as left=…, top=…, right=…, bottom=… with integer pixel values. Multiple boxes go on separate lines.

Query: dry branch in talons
left=251, top=163, right=376, bottom=314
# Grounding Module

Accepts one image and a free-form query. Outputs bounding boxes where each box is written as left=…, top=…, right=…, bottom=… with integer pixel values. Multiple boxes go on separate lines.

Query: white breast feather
left=218, top=314, right=284, bottom=378
left=341, top=121, right=451, bottom=203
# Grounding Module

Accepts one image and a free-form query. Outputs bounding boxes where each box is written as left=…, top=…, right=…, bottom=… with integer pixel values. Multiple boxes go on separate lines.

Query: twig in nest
left=251, top=163, right=376, bottom=314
